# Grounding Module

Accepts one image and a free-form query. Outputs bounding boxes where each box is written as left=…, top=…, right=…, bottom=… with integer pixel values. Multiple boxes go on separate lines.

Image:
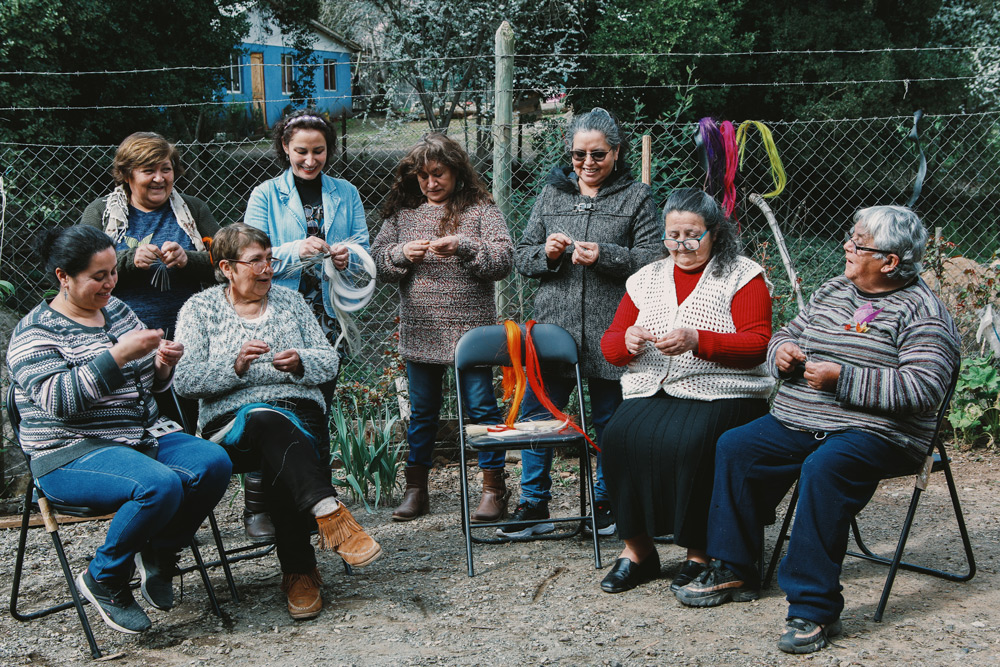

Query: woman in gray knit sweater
left=174, top=224, right=380, bottom=621
left=502, top=108, right=662, bottom=538
left=371, top=133, right=513, bottom=524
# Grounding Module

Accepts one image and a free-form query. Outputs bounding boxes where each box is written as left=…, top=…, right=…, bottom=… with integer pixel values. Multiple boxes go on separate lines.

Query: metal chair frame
left=6, top=384, right=229, bottom=658
left=763, top=367, right=975, bottom=622
left=453, top=323, right=601, bottom=576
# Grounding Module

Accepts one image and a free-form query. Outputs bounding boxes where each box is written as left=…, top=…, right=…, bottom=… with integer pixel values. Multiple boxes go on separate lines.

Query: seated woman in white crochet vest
left=598, top=188, right=774, bottom=594
left=173, top=224, right=380, bottom=621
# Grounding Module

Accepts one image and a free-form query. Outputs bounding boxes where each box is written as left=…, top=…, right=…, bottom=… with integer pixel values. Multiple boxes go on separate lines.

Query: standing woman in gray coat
left=500, top=108, right=662, bottom=539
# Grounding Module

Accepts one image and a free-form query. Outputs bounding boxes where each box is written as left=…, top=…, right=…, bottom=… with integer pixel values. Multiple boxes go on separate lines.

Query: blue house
left=225, top=9, right=361, bottom=128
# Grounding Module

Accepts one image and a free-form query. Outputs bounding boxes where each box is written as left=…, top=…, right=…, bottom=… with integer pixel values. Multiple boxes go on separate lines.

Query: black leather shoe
left=600, top=551, right=661, bottom=593
left=670, top=559, right=708, bottom=592
left=244, top=510, right=276, bottom=544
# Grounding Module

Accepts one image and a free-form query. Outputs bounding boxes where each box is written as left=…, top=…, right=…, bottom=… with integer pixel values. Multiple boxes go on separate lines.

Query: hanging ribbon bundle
left=499, top=320, right=527, bottom=427
left=719, top=121, right=739, bottom=222
left=735, top=120, right=787, bottom=199
left=697, top=117, right=741, bottom=226
left=489, top=321, right=598, bottom=452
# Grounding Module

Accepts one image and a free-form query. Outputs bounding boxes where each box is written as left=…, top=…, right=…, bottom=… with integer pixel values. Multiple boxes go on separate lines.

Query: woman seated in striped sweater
left=675, top=205, right=961, bottom=656
left=173, top=223, right=380, bottom=622
left=6, top=225, right=233, bottom=635
left=598, top=189, right=774, bottom=595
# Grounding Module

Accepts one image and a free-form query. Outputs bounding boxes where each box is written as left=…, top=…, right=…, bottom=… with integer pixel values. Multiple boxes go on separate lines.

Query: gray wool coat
left=516, top=166, right=663, bottom=379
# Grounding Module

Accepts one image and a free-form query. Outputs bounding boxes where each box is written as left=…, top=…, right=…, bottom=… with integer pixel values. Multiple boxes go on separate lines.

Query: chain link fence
left=2, top=111, right=999, bottom=491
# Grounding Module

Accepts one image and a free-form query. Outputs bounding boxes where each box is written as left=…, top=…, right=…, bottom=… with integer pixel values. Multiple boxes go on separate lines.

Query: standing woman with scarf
left=81, top=132, right=219, bottom=338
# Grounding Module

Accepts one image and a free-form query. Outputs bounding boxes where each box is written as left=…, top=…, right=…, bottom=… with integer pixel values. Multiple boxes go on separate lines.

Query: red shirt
left=601, top=264, right=772, bottom=369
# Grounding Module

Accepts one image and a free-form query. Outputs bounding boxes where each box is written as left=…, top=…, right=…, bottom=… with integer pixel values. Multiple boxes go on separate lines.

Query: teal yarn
left=221, top=403, right=316, bottom=446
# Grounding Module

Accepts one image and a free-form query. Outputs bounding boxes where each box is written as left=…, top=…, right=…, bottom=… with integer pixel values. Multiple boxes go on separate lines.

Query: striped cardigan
left=6, top=298, right=164, bottom=477
left=768, top=275, right=960, bottom=461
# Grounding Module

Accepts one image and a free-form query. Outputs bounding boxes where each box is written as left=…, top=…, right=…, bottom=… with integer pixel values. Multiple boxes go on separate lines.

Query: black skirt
left=602, top=393, right=768, bottom=548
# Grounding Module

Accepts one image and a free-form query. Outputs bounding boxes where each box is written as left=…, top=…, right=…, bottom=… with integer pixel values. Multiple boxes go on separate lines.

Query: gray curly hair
left=853, top=205, right=927, bottom=282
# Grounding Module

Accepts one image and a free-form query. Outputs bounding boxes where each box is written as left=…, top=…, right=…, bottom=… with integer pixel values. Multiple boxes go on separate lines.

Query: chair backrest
left=6, top=382, right=21, bottom=442
left=453, top=323, right=579, bottom=371
left=924, top=364, right=961, bottom=456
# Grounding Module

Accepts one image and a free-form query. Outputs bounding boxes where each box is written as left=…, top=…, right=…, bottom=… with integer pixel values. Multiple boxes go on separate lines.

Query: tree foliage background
left=0, top=0, right=327, bottom=145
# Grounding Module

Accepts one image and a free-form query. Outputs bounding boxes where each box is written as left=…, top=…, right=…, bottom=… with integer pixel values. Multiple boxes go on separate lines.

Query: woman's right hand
left=544, top=233, right=573, bottom=261
left=403, top=239, right=431, bottom=263
left=133, top=244, right=163, bottom=270
left=110, top=329, right=164, bottom=366
left=775, top=342, right=807, bottom=374
left=299, top=236, right=331, bottom=258
left=624, top=326, right=656, bottom=355
left=235, top=340, right=270, bottom=377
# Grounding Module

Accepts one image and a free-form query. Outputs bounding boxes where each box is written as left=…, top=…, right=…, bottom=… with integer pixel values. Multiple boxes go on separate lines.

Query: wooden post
left=493, top=21, right=514, bottom=317
left=641, top=134, right=652, bottom=186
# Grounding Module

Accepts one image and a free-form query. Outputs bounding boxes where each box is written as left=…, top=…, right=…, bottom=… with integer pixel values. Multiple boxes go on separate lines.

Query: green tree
left=0, top=0, right=250, bottom=144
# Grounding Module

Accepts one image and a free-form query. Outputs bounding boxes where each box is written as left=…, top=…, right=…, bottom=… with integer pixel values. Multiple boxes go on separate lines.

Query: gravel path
left=1, top=450, right=998, bottom=666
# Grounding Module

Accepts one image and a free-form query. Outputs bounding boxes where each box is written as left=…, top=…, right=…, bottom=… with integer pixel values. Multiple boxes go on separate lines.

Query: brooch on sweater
left=845, top=302, right=884, bottom=333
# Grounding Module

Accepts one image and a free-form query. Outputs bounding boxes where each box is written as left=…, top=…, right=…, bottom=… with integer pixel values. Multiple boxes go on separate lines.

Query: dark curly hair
left=663, top=188, right=741, bottom=278
left=36, top=225, right=114, bottom=287
left=380, top=133, right=493, bottom=236
left=272, top=109, right=337, bottom=171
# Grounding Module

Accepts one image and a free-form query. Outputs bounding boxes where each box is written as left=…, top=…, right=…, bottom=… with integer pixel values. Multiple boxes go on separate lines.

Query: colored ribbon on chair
left=500, top=320, right=527, bottom=428
left=523, top=320, right=599, bottom=453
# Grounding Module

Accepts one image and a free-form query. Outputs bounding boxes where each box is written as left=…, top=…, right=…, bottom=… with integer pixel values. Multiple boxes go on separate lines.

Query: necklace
left=226, top=287, right=267, bottom=338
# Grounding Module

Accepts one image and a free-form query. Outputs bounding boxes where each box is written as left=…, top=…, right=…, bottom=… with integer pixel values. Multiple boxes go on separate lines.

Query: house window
left=228, top=53, right=242, bottom=93
left=281, top=54, right=294, bottom=95
left=324, top=59, right=337, bottom=91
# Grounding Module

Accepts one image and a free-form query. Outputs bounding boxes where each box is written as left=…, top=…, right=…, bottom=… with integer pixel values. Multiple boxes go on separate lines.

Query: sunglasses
left=570, top=150, right=611, bottom=163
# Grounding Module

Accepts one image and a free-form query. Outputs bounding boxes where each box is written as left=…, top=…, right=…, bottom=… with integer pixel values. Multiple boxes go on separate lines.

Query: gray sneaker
left=778, top=617, right=843, bottom=654
left=135, top=549, right=179, bottom=611
left=76, top=571, right=151, bottom=634
left=496, top=501, right=556, bottom=538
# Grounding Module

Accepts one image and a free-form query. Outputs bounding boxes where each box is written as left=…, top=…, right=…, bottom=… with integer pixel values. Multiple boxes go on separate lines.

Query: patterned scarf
left=101, top=184, right=206, bottom=251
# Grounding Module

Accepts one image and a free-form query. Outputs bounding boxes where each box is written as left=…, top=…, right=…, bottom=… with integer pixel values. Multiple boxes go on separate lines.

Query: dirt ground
left=1, top=449, right=998, bottom=667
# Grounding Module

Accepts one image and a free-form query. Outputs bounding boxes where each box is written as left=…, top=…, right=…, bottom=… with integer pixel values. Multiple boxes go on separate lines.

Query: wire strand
left=2, top=45, right=997, bottom=76
left=0, top=76, right=979, bottom=113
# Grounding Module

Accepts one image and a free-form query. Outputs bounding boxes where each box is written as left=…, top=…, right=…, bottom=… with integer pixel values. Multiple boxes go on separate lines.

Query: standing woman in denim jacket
left=243, top=109, right=369, bottom=542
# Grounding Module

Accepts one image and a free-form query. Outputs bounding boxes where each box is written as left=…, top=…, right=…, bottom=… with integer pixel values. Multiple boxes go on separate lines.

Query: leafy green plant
left=329, top=396, right=405, bottom=512
left=948, top=355, right=1000, bottom=449
left=0, top=280, right=14, bottom=304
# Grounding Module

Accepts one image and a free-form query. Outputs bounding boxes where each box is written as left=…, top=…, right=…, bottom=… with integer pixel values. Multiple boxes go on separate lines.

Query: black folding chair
left=453, top=323, right=601, bottom=576
left=6, top=384, right=227, bottom=659
left=763, top=366, right=975, bottom=621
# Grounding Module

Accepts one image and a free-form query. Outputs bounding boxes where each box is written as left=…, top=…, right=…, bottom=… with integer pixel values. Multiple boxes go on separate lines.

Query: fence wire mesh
left=2, top=111, right=999, bottom=485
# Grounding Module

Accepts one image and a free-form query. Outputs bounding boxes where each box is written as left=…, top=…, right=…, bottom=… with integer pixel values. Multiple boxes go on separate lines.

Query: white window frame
left=228, top=53, right=242, bottom=94
left=281, top=54, right=294, bottom=95
left=323, top=59, right=337, bottom=91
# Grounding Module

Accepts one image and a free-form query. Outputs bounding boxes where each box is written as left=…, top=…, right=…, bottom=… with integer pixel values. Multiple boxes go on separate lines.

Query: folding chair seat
left=763, top=367, right=975, bottom=622
left=453, top=323, right=602, bottom=576
left=6, top=385, right=228, bottom=659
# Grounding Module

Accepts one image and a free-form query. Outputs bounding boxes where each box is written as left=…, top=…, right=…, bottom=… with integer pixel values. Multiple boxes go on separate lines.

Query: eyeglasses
left=570, top=149, right=610, bottom=163
left=663, top=229, right=709, bottom=252
left=225, top=257, right=279, bottom=274
left=844, top=233, right=892, bottom=256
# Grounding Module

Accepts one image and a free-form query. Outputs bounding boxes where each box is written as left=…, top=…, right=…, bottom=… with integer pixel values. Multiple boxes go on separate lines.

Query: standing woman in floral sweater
left=372, top=133, right=513, bottom=524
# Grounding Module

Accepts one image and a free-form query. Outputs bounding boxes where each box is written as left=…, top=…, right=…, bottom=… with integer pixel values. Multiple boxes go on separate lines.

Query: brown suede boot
left=315, top=504, right=382, bottom=568
left=470, top=468, right=510, bottom=523
left=392, top=465, right=430, bottom=522
left=244, top=471, right=275, bottom=544
left=281, top=567, right=322, bottom=620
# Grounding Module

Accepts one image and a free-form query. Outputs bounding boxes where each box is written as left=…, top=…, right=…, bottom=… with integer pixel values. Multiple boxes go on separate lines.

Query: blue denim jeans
left=36, top=433, right=232, bottom=587
left=707, top=414, right=916, bottom=624
left=518, top=376, right=622, bottom=504
left=407, top=361, right=505, bottom=469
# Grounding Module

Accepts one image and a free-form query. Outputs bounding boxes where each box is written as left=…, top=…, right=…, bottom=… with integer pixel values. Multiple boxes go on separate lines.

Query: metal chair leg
left=208, top=512, right=240, bottom=602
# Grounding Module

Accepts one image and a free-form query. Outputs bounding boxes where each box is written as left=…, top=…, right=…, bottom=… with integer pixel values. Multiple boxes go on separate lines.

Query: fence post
left=493, top=21, right=514, bottom=317
left=642, top=134, right=652, bottom=185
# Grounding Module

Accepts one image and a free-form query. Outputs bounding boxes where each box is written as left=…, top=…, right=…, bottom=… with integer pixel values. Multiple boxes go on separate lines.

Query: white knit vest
left=621, top=256, right=775, bottom=401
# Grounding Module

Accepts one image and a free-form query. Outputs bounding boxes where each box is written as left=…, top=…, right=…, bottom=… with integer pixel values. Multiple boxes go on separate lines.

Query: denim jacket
left=244, top=168, right=369, bottom=317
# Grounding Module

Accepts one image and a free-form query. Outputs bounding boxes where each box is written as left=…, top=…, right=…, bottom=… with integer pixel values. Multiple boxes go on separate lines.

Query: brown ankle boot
left=244, top=472, right=275, bottom=544
left=315, top=504, right=382, bottom=568
left=471, top=468, right=510, bottom=523
left=392, top=465, right=430, bottom=522
left=281, top=567, right=322, bottom=620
